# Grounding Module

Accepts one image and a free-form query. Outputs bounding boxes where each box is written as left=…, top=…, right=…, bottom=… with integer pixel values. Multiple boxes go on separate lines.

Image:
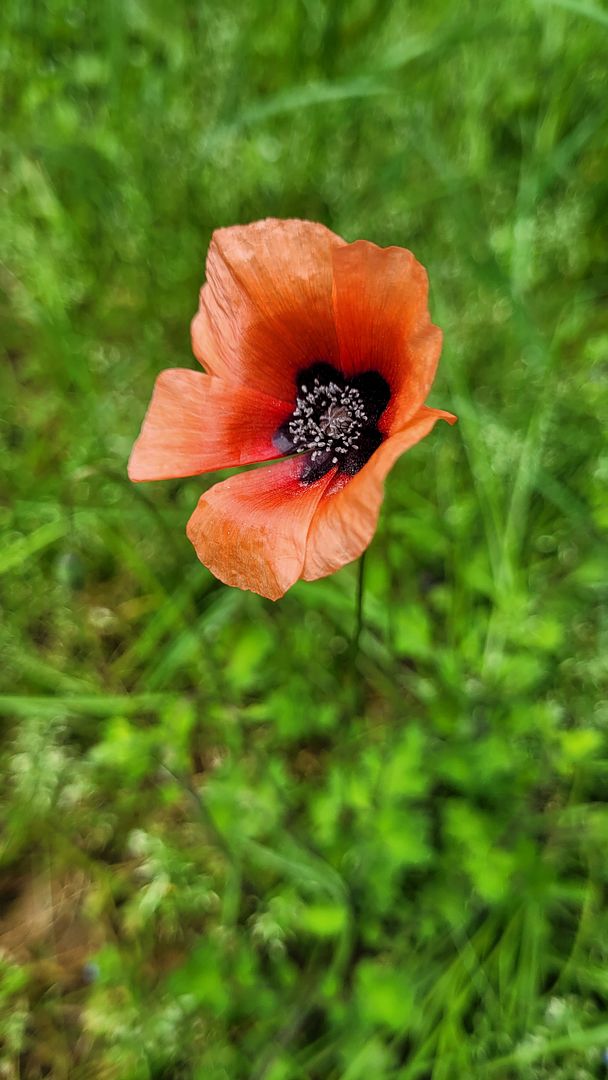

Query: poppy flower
left=128, top=219, right=456, bottom=600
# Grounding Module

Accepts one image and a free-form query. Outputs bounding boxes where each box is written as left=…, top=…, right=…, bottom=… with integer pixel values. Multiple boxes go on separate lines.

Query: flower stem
left=352, top=550, right=367, bottom=654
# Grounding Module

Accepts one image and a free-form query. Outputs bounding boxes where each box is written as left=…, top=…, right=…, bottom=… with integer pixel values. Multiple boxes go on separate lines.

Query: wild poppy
left=128, top=219, right=456, bottom=600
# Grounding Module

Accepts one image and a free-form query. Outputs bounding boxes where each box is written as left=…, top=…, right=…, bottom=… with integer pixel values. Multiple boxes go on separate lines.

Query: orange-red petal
left=186, top=458, right=335, bottom=601
left=301, top=406, right=456, bottom=582
left=128, top=369, right=290, bottom=481
left=331, top=241, right=443, bottom=433
left=191, top=218, right=345, bottom=401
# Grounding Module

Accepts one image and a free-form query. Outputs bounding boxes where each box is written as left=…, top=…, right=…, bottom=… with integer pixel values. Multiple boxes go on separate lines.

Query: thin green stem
left=352, top=551, right=367, bottom=654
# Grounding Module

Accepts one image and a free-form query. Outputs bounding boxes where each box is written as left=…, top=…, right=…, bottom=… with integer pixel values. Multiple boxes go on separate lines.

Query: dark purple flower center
left=273, top=362, right=390, bottom=483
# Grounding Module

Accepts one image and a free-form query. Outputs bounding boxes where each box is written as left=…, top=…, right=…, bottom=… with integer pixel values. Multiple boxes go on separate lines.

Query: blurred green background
left=1, top=0, right=607, bottom=1077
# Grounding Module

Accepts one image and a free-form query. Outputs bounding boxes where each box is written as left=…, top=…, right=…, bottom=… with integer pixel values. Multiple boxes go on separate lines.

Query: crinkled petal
left=302, top=406, right=456, bottom=581
left=331, top=241, right=443, bottom=433
left=186, top=458, right=335, bottom=600
left=128, top=369, right=291, bottom=481
left=191, top=218, right=345, bottom=401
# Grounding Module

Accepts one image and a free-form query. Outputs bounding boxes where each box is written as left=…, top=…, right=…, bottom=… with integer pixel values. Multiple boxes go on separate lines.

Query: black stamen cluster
left=273, top=362, right=390, bottom=483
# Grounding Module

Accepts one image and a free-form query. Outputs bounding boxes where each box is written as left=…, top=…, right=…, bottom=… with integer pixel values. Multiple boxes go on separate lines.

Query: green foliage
left=1, top=0, right=607, bottom=1077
